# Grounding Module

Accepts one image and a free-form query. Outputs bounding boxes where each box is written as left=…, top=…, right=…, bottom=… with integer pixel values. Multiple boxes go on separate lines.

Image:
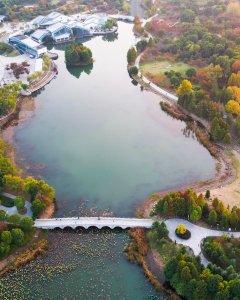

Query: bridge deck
left=34, top=217, right=153, bottom=230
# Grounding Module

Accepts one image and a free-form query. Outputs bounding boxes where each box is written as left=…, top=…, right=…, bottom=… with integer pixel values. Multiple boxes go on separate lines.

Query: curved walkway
left=135, top=52, right=178, bottom=102
left=164, top=218, right=240, bottom=265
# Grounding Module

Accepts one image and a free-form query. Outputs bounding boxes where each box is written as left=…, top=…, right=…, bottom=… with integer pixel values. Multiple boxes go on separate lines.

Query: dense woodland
left=148, top=220, right=240, bottom=300
left=149, top=188, right=240, bottom=298
left=0, top=138, right=55, bottom=258
left=203, top=236, right=240, bottom=273
left=0, top=0, right=129, bottom=20
left=152, top=189, right=240, bottom=230
left=136, top=0, right=240, bottom=144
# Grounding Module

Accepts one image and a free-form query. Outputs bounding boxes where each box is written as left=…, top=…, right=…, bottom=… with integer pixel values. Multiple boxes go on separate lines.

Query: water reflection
left=67, top=63, right=93, bottom=78
left=102, top=32, right=118, bottom=42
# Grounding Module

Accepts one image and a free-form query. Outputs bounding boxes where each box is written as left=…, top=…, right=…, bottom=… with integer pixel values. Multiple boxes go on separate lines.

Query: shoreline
left=0, top=92, right=57, bottom=277
left=0, top=30, right=238, bottom=296
left=129, top=64, right=240, bottom=296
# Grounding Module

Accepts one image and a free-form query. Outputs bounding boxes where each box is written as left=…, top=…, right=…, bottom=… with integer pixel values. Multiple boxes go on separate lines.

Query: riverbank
left=128, top=50, right=240, bottom=297
left=0, top=97, right=57, bottom=276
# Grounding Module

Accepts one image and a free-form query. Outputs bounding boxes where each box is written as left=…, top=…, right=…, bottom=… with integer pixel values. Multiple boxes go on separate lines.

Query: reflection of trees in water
left=67, top=64, right=93, bottom=79
left=182, top=122, right=196, bottom=139
left=102, top=32, right=118, bottom=42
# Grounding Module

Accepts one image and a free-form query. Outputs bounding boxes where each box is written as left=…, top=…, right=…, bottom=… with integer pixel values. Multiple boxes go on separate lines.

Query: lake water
left=1, top=22, right=215, bottom=299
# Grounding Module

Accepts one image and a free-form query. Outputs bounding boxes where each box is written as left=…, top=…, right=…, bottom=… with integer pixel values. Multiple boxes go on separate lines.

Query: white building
left=30, top=12, right=70, bottom=29
left=9, top=35, right=47, bottom=58
left=28, top=12, right=116, bottom=44
left=0, top=15, right=6, bottom=23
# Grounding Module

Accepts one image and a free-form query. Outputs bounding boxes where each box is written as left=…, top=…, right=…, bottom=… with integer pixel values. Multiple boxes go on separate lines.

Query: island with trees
left=65, top=43, right=93, bottom=67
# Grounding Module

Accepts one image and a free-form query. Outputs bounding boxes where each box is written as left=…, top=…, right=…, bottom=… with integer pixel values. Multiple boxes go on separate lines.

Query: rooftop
left=31, top=29, right=49, bottom=40
left=10, top=35, right=43, bottom=49
left=47, top=22, right=70, bottom=33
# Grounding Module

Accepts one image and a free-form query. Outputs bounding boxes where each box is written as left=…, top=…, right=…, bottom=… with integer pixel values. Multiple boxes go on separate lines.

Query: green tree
left=31, top=199, right=46, bottom=219
left=229, top=211, right=238, bottom=228
left=0, top=210, right=7, bottom=221
left=19, top=216, right=34, bottom=232
left=7, top=213, right=20, bottom=225
left=0, top=242, right=10, bottom=257
left=0, top=156, right=15, bottom=184
left=65, top=43, right=93, bottom=66
left=186, top=68, right=196, bottom=78
left=14, top=196, right=25, bottom=211
left=152, top=221, right=169, bottom=239
left=181, top=9, right=196, bottom=22
left=3, top=174, right=24, bottom=193
left=164, top=257, right=178, bottom=281
left=11, top=228, right=24, bottom=246
left=229, top=279, right=240, bottom=298
left=128, top=66, right=138, bottom=76
left=127, top=47, right=137, bottom=65
left=24, top=177, right=39, bottom=200
left=208, top=210, right=217, bottom=226
left=1, top=230, right=12, bottom=244
left=205, top=190, right=210, bottom=199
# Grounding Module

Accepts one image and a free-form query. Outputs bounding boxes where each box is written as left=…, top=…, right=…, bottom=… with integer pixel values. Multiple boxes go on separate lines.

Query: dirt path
left=210, top=150, right=240, bottom=208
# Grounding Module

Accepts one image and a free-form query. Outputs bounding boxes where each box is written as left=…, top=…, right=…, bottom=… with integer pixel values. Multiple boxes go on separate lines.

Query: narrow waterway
left=0, top=22, right=215, bottom=299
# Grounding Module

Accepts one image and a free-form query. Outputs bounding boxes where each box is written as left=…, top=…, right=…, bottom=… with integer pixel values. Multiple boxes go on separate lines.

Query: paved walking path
left=34, top=216, right=240, bottom=266
left=165, top=218, right=240, bottom=265
left=135, top=52, right=178, bottom=102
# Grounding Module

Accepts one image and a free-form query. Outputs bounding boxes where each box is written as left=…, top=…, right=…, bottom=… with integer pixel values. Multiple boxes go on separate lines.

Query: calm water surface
left=2, top=22, right=216, bottom=299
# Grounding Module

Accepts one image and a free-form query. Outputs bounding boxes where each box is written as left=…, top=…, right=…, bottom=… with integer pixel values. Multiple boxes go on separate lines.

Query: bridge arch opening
left=75, top=226, right=86, bottom=231
left=53, top=227, right=62, bottom=231
left=63, top=226, right=75, bottom=231
left=87, top=226, right=100, bottom=232
left=113, top=226, right=129, bottom=232
left=100, top=226, right=112, bottom=232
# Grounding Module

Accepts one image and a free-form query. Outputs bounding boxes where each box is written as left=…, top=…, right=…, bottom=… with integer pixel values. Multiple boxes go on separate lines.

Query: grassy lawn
left=0, top=42, right=19, bottom=57
left=140, top=60, right=193, bottom=77
left=148, top=237, right=180, bottom=264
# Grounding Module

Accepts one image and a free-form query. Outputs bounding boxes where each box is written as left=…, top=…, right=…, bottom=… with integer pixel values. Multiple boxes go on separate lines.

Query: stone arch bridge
left=34, top=217, right=153, bottom=230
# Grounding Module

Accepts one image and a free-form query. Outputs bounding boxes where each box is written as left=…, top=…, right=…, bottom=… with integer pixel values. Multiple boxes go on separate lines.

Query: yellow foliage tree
left=225, top=100, right=240, bottom=115
left=176, top=224, right=187, bottom=235
left=227, top=86, right=240, bottom=102
left=228, top=73, right=240, bottom=87
left=227, top=1, right=240, bottom=17
left=177, top=80, right=192, bottom=95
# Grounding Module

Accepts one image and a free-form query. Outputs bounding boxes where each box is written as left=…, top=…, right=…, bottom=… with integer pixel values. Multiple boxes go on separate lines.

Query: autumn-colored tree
left=225, top=100, right=240, bottom=115
left=127, top=47, right=137, bottom=65
left=232, top=60, right=240, bottom=73
left=176, top=224, right=187, bottom=235
left=3, top=174, right=24, bottom=193
left=228, top=73, right=240, bottom=87
left=227, top=86, right=240, bottom=102
left=227, top=2, right=240, bottom=17
left=205, top=64, right=223, bottom=81
left=177, top=80, right=193, bottom=95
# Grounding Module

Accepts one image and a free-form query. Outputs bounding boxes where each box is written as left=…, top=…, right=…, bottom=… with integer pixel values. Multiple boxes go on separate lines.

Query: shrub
left=1, top=196, right=14, bottom=207
left=175, top=224, right=191, bottom=239
left=129, top=66, right=138, bottom=76
left=176, top=224, right=187, bottom=235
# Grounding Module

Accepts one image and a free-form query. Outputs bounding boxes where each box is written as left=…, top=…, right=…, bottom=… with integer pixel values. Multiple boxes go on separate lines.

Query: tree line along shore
left=125, top=0, right=240, bottom=298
